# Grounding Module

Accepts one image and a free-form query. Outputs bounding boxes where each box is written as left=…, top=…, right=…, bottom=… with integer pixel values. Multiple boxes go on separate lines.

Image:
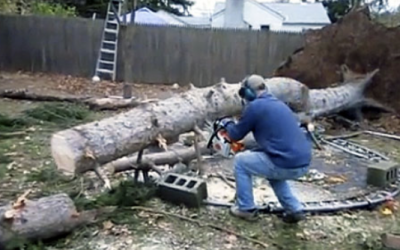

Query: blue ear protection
left=238, top=76, right=257, bottom=102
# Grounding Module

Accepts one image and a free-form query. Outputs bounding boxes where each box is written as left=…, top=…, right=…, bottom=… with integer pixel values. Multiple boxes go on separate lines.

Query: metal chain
left=319, top=137, right=390, bottom=162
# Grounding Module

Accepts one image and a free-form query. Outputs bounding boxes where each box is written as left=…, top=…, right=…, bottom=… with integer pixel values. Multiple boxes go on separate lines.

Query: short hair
left=243, top=74, right=266, bottom=91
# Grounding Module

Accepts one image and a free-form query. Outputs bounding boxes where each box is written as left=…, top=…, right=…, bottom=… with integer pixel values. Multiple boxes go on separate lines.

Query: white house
left=211, top=0, right=331, bottom=32
left=121, top=0, right=331, bottom=32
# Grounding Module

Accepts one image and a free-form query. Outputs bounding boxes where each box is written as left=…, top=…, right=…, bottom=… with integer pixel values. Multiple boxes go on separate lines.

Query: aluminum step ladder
left=93, top=0, right=124, bottom=81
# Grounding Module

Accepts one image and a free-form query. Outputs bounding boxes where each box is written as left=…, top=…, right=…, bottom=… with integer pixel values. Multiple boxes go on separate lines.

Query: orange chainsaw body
left=211, top=130, right=244, bottom=157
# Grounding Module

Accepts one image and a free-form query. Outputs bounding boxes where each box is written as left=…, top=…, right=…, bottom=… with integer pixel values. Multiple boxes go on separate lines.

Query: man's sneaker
left=229, top=205, right=259, bottom=222
left=280, top=211, right=306, bottom=224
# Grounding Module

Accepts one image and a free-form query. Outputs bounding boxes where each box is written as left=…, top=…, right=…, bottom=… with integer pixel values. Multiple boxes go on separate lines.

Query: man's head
left=238, top=74, right=267, bottom=102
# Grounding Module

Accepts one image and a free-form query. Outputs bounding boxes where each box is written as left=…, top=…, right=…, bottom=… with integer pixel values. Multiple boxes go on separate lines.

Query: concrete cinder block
left=367, top=161, right=399, bottom=188
left=157, top=173, right=208, bottom=208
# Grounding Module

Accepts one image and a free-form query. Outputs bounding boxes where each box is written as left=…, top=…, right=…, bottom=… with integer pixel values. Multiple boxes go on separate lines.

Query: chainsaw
left=206, top=118, right=245, bottom=158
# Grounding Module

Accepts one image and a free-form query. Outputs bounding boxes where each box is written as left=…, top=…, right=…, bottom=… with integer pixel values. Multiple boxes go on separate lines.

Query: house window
left=260, top=25, right=270, bottom=31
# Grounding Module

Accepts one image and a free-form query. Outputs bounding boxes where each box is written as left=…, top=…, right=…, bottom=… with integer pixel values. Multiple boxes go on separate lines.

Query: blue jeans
left=234, top=150, right=308, bottom=213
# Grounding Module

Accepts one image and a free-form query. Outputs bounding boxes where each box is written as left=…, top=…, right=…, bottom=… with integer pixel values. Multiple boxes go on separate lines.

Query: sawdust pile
left=274, top=7, right=400, bottom=113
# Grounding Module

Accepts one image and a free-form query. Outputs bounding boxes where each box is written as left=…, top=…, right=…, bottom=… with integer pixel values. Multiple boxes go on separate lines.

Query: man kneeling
left=220, top=74, right=312, bottom=223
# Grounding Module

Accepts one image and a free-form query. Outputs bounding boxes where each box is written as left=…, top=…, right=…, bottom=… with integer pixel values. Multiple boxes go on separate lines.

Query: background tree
left=0, top=0, right=77, bottom=17
left=0, top=0, right=194, bottom=18
left=320, top=0, right=389, bottom=23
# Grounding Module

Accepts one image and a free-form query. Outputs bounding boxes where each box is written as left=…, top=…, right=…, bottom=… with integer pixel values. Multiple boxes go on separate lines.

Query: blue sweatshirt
left=225, top=92, right=312, bottom=169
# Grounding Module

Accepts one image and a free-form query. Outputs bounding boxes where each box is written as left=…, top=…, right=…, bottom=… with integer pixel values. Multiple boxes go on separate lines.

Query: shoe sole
left=229, top=211, right=259, bottom=222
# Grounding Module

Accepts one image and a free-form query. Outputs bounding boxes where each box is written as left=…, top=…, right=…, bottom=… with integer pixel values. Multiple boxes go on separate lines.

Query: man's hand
left=218, top=117, right=235, bottom=128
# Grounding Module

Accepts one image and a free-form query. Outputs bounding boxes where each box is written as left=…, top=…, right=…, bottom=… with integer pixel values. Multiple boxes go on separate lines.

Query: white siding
left=211, top=14, right=225, bottom=28
left=210, top=0, right=328, bottom=31
left=243, top=0, right=283, bottom=30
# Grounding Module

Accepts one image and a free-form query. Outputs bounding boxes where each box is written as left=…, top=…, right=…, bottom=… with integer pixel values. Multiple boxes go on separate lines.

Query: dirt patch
left=0, top=71, right=189, bottom=100
left=274, top=7, right=400, bottom=114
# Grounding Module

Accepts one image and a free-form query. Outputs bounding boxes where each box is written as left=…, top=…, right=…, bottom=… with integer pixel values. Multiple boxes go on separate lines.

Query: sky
left=188, top=0, right=400, bottom=16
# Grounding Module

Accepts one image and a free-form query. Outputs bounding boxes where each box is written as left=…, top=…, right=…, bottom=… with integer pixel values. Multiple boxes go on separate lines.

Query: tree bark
left=0, top=193, right=110, bottom=248
left=51, top=72, right=383, bottom=176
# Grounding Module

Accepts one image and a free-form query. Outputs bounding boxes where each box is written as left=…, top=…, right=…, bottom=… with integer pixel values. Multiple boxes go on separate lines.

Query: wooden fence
left=0, top=15, right=305, bottom=87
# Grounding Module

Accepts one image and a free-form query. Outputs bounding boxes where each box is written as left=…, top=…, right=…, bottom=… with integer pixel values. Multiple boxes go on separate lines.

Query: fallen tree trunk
left=51, top=72, right=382, bottom=175
left=265, top=68, right=381, bottom=117
left=0, top=193, right=110, bottom=248
left=51, top=82, right=243, bottom=175
left=0, top=89, right=149, bottom=111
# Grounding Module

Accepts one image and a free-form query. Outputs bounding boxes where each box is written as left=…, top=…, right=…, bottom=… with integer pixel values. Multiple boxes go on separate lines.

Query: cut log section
left=111, top=142, right=212, bottom=174
left=51, top=73, right=383, bottom=176
left=0, top=193, right=111, bottom=248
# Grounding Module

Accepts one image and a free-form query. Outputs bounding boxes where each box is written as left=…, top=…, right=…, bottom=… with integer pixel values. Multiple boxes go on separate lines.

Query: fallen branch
left=213, top=172, right=236, bottom=189
left=111, top=142, right=211, bottom=174
left=0, top=131, right=27, bottom=139
left=324, top=130, right=400, bottom=141
left=129, top=206, right=275, bottom=249
left=0, top=193, right=115, bottom=247
left=364, top=130, right=400, bottom=141
left=0, top=89, right=90, bottom=103
left=0, top=89, right=156, bottom=111
left=324, top=131, right=364, bottom=140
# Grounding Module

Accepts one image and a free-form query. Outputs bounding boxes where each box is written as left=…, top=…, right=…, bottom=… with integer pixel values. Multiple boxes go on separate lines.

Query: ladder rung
left=105, top=28, right=118, bottom=34
left=101, top=48, right=116, bottom=54
left=97, top=68, right=114, bottom=74
left=99, top=60, right=115, bottom=65
left=103, top=41, right=116, bottom=45
left=107, top=19, right=118, bottom=24
left=104, top=39, right=118, bottom=44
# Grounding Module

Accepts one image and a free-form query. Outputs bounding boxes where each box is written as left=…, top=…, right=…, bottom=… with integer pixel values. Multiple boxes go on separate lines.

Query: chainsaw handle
left=206, top=128, right=230, bottom=149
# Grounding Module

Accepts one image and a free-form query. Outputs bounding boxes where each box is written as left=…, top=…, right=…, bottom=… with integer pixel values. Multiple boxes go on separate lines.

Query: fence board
left=0, top=15, right=305, bottom=87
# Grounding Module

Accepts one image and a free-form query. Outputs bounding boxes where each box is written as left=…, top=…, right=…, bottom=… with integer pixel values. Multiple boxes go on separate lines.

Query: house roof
left=156, top=10, right=211, bottom=26
left=261, top=3, right=331, bottom=24
left=129, top=8, right=211, bottom=27
left=122, top=7, right=170, bottom=25
left=213, top=1, right=331, bottom=24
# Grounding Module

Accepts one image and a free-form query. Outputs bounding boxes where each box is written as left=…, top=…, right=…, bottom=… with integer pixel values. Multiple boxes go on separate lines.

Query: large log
left=51, top=72, right=380, bottom=176
left=0, top=193, right=109, bottom=248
